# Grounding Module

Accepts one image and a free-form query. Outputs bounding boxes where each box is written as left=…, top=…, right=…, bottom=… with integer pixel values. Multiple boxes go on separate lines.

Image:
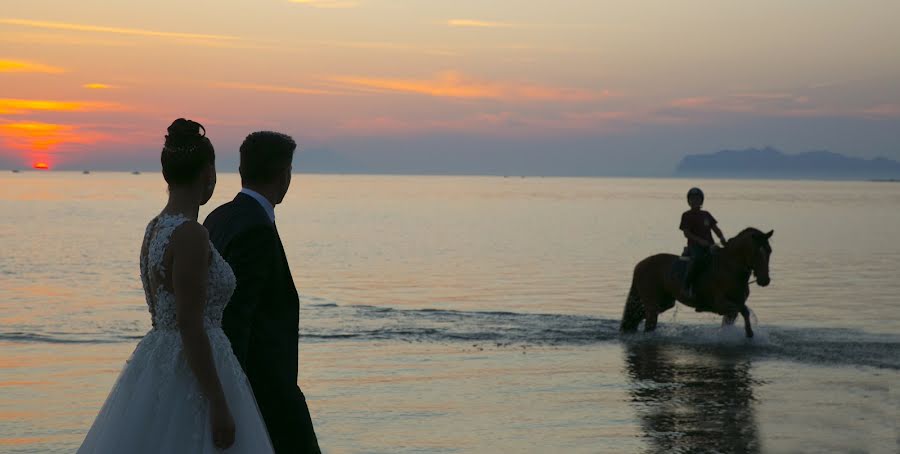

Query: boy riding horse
left=679, top=187, right=728, bottom=301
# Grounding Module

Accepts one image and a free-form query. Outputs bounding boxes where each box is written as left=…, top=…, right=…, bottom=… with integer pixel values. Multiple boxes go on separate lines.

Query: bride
left=78, top=119, right=274, bottom=453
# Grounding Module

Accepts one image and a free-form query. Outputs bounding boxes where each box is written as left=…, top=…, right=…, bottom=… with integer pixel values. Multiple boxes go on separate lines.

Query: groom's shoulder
left=203, top=199, right=238, bottom=230
left=204, top=198, right=272, bottom=236
left=205, top=198, right=236, bottom=219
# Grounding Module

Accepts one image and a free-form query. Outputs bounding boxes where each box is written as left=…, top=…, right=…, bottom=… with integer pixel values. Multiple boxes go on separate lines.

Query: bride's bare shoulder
left=172, top=220, right=207, bottom=239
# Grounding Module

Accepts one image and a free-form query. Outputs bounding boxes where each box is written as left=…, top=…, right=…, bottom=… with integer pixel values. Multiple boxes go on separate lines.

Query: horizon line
left=1, top=168, right=894, bottom=183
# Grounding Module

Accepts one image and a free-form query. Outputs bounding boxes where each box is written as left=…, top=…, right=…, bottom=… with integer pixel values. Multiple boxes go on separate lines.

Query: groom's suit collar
left=233, top=192, right=275, bottom=227
left=237, top=188, right=275, bottom=224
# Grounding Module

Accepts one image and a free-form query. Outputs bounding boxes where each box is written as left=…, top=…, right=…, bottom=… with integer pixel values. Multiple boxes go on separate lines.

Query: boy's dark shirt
left=680, top=209, right=717, bottom=249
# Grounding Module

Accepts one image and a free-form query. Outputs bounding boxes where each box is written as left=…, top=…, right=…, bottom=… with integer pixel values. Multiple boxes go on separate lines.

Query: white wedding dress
left=78, top=213, right=274, bottom=453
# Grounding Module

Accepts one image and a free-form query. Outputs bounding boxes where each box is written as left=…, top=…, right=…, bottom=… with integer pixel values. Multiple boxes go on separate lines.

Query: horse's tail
left=620, top=279, right=644, bottom=333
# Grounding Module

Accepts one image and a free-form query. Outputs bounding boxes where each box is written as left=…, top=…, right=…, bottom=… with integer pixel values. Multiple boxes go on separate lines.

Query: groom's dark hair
left=239, top=131, right=296, bottom=185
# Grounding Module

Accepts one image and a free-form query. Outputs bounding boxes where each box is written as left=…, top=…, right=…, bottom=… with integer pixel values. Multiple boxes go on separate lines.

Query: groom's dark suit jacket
left=204, top=192, right=320, bottom=453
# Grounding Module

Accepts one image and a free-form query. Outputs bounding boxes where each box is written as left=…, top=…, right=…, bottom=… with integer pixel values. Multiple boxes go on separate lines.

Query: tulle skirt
left=77, top=327, right=274, bottom=453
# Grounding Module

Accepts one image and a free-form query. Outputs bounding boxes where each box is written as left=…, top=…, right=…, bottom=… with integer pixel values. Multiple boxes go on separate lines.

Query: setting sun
left=33, top=162, right=50, bottom=170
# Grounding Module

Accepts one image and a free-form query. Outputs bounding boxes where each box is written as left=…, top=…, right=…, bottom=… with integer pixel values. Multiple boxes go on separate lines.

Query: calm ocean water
left=1, top=172, right=898, bottom=453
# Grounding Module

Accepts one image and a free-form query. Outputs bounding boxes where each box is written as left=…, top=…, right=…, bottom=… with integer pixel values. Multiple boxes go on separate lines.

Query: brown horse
left=620, top=228, right=773, bottom=338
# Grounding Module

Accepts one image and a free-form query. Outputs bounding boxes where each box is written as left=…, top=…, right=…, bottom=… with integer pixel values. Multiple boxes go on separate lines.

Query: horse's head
left=728, top=228, right=774, bottom=287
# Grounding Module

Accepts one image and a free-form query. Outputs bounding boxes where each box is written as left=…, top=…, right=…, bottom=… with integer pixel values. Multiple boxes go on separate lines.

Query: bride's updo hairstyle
left=161, top=118, right=215, bottom=185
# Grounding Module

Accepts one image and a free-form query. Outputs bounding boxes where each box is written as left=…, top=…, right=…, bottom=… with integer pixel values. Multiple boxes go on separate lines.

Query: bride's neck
left=164, top=186, right=201, bottom=220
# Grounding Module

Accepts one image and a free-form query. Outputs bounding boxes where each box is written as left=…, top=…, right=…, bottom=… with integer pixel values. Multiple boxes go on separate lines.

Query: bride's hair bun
left=161, top=118, right=215, bottom=185
left=166, top=118, right=206, bottom=141
left=164, top=118, right=206, bottom=152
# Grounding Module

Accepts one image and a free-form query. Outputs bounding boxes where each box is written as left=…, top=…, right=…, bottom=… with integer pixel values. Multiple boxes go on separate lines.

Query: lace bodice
left=139, top=213, right=236, bottom=330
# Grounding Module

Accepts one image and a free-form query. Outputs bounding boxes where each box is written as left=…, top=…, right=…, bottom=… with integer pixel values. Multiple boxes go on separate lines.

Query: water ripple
left=2, top=303, right=897, bottom=370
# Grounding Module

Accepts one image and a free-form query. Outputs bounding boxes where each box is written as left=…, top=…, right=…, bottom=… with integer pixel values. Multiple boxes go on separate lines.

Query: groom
left=204, top=131, right=320, bottom=453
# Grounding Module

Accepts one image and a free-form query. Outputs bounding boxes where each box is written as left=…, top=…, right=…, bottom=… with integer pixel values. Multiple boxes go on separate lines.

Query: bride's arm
left=172, top=221, right=234, bottom=448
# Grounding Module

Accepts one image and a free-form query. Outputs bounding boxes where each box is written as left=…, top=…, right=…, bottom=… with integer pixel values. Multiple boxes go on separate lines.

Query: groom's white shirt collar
left=240, top=188, right=276, bottom=223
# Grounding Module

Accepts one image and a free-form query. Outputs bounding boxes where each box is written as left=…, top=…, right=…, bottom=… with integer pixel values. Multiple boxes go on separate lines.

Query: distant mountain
left=676, top=147, right=900, bottom=180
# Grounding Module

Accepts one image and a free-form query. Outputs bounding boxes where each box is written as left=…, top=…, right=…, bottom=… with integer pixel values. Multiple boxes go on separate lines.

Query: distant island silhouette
left=676, top=147, right=900, bottom=180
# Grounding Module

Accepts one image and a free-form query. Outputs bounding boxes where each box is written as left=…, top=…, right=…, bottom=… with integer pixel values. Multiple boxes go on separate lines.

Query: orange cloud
left=289, top=0, right=359, bottom=8
left=314, top=40, right=460, bottom=57
left=0, top=98, right=123, bottom=115
left=330, top=71, right=608, bottom=102
left=214, top=82, right=340, bottom=96
left=0, top=18, right=237, bottom=42
left=731, top=92, right=806, bottom=101
left=0, top=121, right=107, bottom=152
left=668, top=94, right=803, bottom=115
left=83, top=83, right=113, bottom=89
left=447, top=19, right=513, bottom=28
left=0, top=31, right=136, bottom=47
left=0, top=59, right=64, bottom=73
left=670, top=97, right=714, bottom=108
left=336, top=109, right=635, bottom=136
left=663, top=92, right=900, bottom=120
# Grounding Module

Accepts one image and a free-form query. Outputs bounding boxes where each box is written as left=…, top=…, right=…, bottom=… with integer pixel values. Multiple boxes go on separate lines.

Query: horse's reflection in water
left=624, top=343, right=760, bottom=454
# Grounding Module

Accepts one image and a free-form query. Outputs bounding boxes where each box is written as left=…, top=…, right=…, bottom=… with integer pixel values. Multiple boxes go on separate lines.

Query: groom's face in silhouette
left=275, top=164, right=293, bottom=205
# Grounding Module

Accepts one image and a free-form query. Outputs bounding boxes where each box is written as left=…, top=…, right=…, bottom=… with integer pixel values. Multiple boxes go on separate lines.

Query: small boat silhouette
left=131, top=171, right=141, bottom=175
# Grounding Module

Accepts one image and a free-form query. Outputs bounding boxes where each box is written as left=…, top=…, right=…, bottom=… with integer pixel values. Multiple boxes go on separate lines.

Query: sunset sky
left=2, top=0, right=899, bottom=174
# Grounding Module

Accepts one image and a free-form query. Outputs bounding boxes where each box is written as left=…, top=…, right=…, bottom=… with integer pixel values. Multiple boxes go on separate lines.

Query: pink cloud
left=860, top=104, right=900, bottom=118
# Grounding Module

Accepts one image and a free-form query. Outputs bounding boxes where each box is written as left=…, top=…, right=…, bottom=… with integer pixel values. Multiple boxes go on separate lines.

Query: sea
left=0, top=172, right=898, bottom=453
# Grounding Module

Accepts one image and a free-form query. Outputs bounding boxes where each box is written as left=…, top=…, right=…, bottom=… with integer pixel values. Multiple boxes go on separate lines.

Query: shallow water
left=1, top=173, right=898, bottom=453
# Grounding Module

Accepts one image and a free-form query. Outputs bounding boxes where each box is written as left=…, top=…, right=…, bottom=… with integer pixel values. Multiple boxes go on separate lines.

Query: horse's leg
left=644, top=301, right=659, bottom=333
left=721, top=313, right=737, bottom=326
left=620, top=282, right=645, bottom=333
left=712, top=296, right=742, bottom=329
left=739, top=305, right=754, bottom=338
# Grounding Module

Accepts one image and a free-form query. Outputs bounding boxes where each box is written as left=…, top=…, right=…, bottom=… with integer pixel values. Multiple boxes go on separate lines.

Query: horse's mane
left=732, top=227, right=763, bottom=240
left=728, top=227, right=771, bottom=252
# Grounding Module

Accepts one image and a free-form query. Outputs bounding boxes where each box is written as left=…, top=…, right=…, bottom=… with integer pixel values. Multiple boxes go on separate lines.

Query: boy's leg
left=682, top=253, right=696, bottom=298
left=683, top=246, right=708, bottom=299
left=682, top=261, right=692, bottom=293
